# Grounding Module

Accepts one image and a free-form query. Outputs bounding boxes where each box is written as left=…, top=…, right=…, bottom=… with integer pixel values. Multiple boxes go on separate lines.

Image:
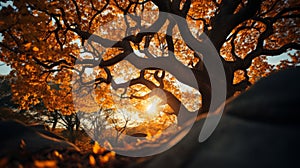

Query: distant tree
left=0, top=75, right=14, bottom=108
left=78, top=109, right=108, bottom=142
left=108, top=109, right=131, bottom=143
left=59, top=112, right=80, bottom=143
left=0, top=0, right=299, bottom=125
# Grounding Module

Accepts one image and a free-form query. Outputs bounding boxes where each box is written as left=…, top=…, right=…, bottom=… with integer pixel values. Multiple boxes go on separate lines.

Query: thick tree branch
left=261, top=43, right=300, bottom=56
left=209, top=0, right=262, bottom=50
left=111, top=69, right=191, bottom=117
left=151, top=0, right=171, bottom=12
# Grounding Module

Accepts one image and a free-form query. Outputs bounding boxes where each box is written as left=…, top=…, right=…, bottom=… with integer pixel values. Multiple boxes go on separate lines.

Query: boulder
left=226, top=67, right=300, bottom=123
left=0, top=120, right=79, bottom=158
left=140, top=67, right=300, bottom=168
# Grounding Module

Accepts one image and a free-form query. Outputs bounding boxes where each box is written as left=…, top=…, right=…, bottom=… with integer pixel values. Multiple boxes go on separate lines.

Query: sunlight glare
left=144, top=88, right=167, bottom=118
left=145, top=95, right=164, bottom=118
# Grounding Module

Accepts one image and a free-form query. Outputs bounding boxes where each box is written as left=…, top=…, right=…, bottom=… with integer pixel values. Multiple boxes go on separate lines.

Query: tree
left=0, top=75, right=14, bottom=108
left=0, top=0, right=299, bottom=126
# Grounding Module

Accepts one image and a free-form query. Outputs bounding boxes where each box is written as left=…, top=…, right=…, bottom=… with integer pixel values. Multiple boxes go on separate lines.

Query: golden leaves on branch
left=2, top=0, right=298, bottom=127
left=233, top=70, right=246, bottom=85
left=24, top=43, right=32, bottom=50
left=89, top=155, right=96, bottom=166
left=248, top=56, right=273, bottom=84
left=34, top=160, right=57, bottom=168
left=32, top=46, right=40, bottom=52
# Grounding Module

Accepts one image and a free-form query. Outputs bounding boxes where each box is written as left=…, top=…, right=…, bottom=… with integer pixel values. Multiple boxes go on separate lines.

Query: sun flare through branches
left=144, top=88, right=167, bottom=118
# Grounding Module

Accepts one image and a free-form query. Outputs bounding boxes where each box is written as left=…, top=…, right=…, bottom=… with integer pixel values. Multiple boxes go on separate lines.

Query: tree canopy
left=0, top=0, right=299, bottom=126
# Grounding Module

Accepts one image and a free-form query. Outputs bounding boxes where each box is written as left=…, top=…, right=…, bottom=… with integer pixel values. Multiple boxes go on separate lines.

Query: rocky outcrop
left=0, top=120, right=79, bottom=158
left=141, top=67, right=300, bottom=168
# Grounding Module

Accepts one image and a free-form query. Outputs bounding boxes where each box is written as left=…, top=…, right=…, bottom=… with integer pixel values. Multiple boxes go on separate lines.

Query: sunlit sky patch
left=267, top=50, right=295, bottom=65
left=0, top=63, right=11, bottom=75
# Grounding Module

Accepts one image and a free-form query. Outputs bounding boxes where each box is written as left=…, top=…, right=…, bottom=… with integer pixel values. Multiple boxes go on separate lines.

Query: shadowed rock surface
left=0, top=120, right=79, bottom=158
left=0, top=119, right=124, bottom=167
left=140, top=67, right=300, bottom=168
left=226, top=67, right=300, bottom=123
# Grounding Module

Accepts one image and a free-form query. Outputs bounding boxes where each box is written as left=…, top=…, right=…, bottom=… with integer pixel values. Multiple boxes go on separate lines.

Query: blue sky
left=0, top=63, right=11, bottom=75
